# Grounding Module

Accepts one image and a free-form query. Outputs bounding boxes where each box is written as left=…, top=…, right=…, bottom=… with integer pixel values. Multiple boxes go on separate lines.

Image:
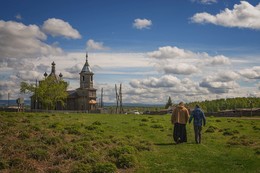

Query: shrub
left=92, top=121, right=102, bottom=125
left=150, top=124, right=164, bottom=129
left=8, top=158, right=23, bottom=167
left=215, top=119, right=221, bottom=122
left=139, top=123, right=148, bottom=126
left=42, top=136, right=61, bottom=145
left=18, top=131, right=30, bottom=139
left=116, top=154, right=137, bottom=168
left=93, top=162, right=117, bottom=173
left=47, top=167, right=62, bottom=173
left=205, top=126, right=218, bottom=133
left=109, top=146, right=136, bottom=158
left=141, top=118, right=149, bottom=122
left=0, top=160, right=7, bottom=170
left=64, top=126, right=81, bottom=135
left=71, top=162, right=92, bottom=173
left=29, top=148, right=49, bottom=161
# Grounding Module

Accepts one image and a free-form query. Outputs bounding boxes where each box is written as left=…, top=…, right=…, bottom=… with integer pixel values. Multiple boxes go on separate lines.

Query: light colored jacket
left=171, top=105, right=190, bottom=124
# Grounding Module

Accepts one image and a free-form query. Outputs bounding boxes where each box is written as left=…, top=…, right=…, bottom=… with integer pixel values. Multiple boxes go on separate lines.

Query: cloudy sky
left=0, top=0, right=260, bottom=104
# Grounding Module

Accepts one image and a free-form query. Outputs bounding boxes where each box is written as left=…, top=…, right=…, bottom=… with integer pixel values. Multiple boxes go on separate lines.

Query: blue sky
left=0, top=0, right=260, bottom=104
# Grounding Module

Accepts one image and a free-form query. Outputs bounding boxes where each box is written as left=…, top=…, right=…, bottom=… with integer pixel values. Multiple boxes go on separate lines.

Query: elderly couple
left=171, top=102, right=206, bottom=144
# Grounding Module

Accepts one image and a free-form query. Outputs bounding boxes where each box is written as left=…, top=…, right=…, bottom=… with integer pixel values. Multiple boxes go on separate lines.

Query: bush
left=150, top=124, right=164, bottom=129
left=71, top=162, right=92, bottom=173
left=116, top=154, right=137, bottom=168
left=141, top=118, right=149, bottom=122
left=29, top=148, right=49, bottom=161
left=109, top=146, right=136, bottom=158
left=205, top=126, right=218, bottom=133
left=93, top=162, right=117, bottom=173
left=0, top=160, right=7, bottom=170
left=92, top=121, right=102, bottom=125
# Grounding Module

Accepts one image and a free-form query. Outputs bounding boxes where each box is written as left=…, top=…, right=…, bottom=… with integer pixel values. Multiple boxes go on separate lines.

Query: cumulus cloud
left=130, top=75, right=181, bottom=88
left=86, top=39, right=109, bottom=51
left=199, top=71, right=240, bottom=94
left=163, top=63, right=199, bottom=75
left=148, top=46, right=194, bottom=59
left=133, top=18, right=152, bottom=29
left=148, top=46, right=231, bottom=76
left=209, top=55, right=231, bottom=65
left=42, top=18, right=81, bottom=39
left=191, top=1, right=260, bottom=30
left=239, top=66, right=260, bottom=79
left=0, top=20, right=63, bottom=59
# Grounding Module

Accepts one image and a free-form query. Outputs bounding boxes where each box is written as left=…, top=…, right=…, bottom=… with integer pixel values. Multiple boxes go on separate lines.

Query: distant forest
left=186, top=97, right=260, bottom=113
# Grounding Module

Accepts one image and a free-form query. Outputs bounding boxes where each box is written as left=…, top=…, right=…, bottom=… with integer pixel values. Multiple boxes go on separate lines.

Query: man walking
left=171, top=102, right=190, bottom=144
left=189, top=105, right=206, bottom=144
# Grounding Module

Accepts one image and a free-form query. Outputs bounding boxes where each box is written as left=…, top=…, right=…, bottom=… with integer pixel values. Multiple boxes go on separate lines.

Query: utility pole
left=7, top=93, right=10, bottom=107
left=115, top=84, right=119, bottom=114
left=101, top=88, right=103, bottom=108
left=119, top=83, right=123, bottom=114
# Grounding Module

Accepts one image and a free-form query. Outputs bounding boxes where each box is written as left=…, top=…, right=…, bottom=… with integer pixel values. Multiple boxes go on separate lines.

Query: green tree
left=20, top=77, right=68, bottom=110
left=165, top=96, right=173, bottom=109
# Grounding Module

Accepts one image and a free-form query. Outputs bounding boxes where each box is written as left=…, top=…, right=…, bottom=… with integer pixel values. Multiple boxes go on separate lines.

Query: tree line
left=165, top=96, right=260, bottom=113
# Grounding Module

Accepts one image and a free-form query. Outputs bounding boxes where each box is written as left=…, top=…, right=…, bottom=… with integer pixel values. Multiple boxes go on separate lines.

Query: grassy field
left=0, top=111, right=259, bottom=173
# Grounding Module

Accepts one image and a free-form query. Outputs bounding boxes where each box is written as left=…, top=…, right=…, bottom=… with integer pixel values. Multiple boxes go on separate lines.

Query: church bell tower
left=80, top=53, right=94, bottom=89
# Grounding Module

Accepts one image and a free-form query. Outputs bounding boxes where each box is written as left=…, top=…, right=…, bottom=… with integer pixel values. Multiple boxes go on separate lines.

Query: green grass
left=0, top=112, right=259, bottom=173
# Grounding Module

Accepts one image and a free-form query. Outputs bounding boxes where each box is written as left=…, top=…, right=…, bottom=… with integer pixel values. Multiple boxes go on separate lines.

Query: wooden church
left=31, top=53, right=97, bottom=112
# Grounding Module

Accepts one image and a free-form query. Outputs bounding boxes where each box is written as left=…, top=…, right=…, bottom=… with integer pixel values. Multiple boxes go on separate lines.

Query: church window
left=91, top=76, right=93, bottom=81
left=82, top=76, right=85, bottom=81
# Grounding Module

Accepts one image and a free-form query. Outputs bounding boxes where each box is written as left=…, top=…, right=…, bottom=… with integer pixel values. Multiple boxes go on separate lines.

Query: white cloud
left=0, top=20, right=63, bottom=59
left=191, top=1, right=260, bottom=30
left=239, top=66, right=260, bottom=79
left=148, top=46, right=194, bottom=59
left=133, top=18, right=152, bottom=29
left=163, top=63, right=199, bottom=75
left=210, top=55, right=231, bottom=65
left=86, top=39, right=109, bottom=51
left=42, top=18, right=81, bottom=39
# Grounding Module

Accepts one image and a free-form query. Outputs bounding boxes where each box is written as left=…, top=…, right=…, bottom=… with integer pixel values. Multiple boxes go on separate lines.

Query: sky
left=0, top=0, right=260, bottom=104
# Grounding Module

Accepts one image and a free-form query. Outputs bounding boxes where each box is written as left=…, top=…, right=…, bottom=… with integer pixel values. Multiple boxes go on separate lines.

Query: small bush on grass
left=227, top=135, right=254, bottom=146
left=141, top=118, right=149, bottom=122
left=253, top=126, right=260, bottom=131
left=42, top=136, right=61, bottom=145
left=29, top=148, right=49, bottom=161
left=116, top=154, right=137, bottom=168
left=222, top=129, right=239, bottom=136
left=0, top=160, right=7, bottom=170
left=215, top=119, right=221, bottom=122
left=205, top=126, right=218, bottom=133
left=18, top=131, right=30, bottom=140
left=64, top=126, right=81, bottom=135
left=109, top=146, right=136, bottom=158
left=139, top=123, right=148, bottom=126
left=93, top=162, right=117, bottom=173
left=47, top=167, right=62, bottom=173
left=150, top=123, right=164, bottom=129
left=92, top=121, right=102, bottom=125
left=71, top=162, right=92, bottom=173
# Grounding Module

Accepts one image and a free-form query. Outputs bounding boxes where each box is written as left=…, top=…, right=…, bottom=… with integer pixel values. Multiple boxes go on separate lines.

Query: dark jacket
left=189, top=107, right=206, bottom=126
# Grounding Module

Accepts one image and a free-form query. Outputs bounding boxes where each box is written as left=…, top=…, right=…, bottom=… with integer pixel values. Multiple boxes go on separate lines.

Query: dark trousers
left=173, top=123, right=187, bottom=143
left=194, top=125, right=202, bottom=144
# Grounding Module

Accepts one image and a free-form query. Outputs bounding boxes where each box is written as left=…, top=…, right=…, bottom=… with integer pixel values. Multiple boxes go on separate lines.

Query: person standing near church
left=189, top=105, right=206, bottom=144
left=171, top=102, right=190, bottom=144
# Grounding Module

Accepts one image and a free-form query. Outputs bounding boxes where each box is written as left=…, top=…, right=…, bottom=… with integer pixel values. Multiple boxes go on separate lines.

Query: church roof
left=81, top=53, right=92, bottom=73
